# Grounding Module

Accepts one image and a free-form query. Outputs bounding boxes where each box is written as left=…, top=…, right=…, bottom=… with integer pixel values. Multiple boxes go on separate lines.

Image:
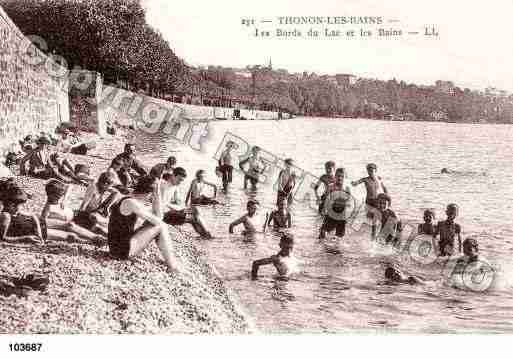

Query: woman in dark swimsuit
left=107, top=177, right=180, bottom=271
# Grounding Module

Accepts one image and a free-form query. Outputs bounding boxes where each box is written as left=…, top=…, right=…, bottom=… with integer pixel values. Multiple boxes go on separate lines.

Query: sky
left=143, top=0, right=513, bottom=92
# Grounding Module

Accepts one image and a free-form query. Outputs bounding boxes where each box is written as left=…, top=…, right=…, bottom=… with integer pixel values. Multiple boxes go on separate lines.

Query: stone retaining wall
left=0, top=5, right=69, bottom=157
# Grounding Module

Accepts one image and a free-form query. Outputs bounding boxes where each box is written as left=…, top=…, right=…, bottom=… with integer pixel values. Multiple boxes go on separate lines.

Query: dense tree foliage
left=0, top=0, right=192, bottom=94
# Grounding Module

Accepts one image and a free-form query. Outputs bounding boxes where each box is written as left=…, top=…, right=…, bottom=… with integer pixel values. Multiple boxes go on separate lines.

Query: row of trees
left=1, top=0, right=192, bottom=95
left=2, top=0, right=512, bottom=122
left=200, top=66, right=513, bottom=123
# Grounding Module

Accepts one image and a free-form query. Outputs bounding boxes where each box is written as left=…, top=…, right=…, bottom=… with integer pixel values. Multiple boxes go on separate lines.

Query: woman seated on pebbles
left=41, top=180, right=104, bottom=246
left=107, top=175, right=181, bottom=271
left=75, top=172, right=119, bottom=236
left=0, top=180, right=44, bottom=244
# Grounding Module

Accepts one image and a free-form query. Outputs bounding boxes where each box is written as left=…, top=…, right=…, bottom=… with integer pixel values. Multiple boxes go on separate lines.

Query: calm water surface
left=135, top=118, right=513, bottom=333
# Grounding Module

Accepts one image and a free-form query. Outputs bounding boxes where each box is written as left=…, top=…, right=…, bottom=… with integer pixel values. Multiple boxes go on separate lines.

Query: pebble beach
left=0, top=131, right=253, bottom=334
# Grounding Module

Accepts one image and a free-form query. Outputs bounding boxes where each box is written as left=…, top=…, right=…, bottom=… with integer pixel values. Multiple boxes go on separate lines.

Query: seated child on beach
left=229, top=199, right=261, bottom=235
left=418, top=209, right=436, bottom=235
left=107, top=158, right=130, bottom=194
left=74, top=172, right=119, bottom=236
left=186, top=169, right=219, bottom=205
left=264, top=198, right=292, bottom=231
left=251, top=232, right=299, bottom=279
left=0, top=181, right=43, bottom=244
left=40, top=179, right=104, bottom=245
left=374, top=193, right=402, bottom=244
left=433, top=203, right=462, bottom=256
left=159, top=168, right=212, bottom=239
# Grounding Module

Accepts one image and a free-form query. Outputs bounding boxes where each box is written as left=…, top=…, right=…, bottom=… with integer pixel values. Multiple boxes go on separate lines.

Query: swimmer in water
left=384, top=265, right=424, bottom=285
left=418, top=209, right=436, bottom=235
left=229, top=199, right=262, bottom=235
left=251, top=232, right=299, bottom=279
left=433, top=203, right=462, bottom=256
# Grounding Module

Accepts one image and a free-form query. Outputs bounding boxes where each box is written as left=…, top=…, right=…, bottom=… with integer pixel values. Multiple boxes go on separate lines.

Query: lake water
left=135, top=117, right=513, bottom=333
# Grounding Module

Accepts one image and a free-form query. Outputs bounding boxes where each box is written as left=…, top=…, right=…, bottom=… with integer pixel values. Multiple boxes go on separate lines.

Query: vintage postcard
left=0, top=0, right=511, bottom=357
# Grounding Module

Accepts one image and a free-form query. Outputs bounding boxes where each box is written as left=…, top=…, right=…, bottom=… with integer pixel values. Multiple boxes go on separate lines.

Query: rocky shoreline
left=0, top=131, right=253, bottom=334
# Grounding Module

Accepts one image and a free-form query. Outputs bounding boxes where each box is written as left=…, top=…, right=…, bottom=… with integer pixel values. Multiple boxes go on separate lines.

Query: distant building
left=485, top=87, right=508, bottom=97
left=434, top=80, right=455, bottom=94
left=335, top=74, right=357, bottom=87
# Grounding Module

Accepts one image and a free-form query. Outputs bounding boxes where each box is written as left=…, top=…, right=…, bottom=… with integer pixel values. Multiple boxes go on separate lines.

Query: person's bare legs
left=128, top=223, right=178, bottom=271
left=188, top=207, right=211, bottom=237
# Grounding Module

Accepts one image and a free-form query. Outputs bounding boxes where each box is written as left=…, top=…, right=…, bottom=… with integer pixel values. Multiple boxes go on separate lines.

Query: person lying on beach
left=351, top=163, right=388, bottom=216
left=319, top=168, right=352, bottom=240
left=239, top=146, right=265, bottom=191
left=185, top=170, right=219, bottom=206
left=314, top=160, right=336, bottom=214
left=264, top=198, right=292, bottom=231
left=113, top=143, right=147, bottom=188
left=75, top=172, right=119, bottom=236
left=433, top=203, right=462, bottom=257
left=229, top=200, right=262, bottom=235
left=49, top=153, right=90, bottom=185
left=160, top=168, right=212, bottom=239
left=251, top=232, right=299, bottom=279
left=19, top=136, right=71, bottom=182
left=373, top=193, right=402, bottom=244
left=0, top=182, right=43, bottom=245
left=418, top=209, right=436, bottom=235
left=384, top=265, right=424, bottom=285
left=276, top=158, right=296, bottom=206
left=40, top=180, right=104, bottom=245
left=107, top=176, right=181, bottom=272
left=56, top=129, right=96, bottom=155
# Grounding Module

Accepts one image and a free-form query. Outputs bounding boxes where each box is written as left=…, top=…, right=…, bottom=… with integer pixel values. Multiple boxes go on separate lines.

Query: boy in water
left=433, top=203, right=462, bottom=256
left=351, top=163, right=388, bottom=215
left=374, top=193, right=402, bottom=244
left=218, top=141, right=235, bottom=192
left=384, top=265, right=424, bottom=285
left=418, top=209, right=436, bottom=235
left=251, top=232, right=299, bottom=279
left=314, top=161, right=336, bottom=214
left=239, top=146, right=264, bottom=191
left=264, top=198, right=292, bottom=231
left=229, top=199, right=261, bottom=235
left=186, top=169, right=219, bottom=205
left=319, top=168, right=352, bottom=240
left=276, top=158, right=296, bottom=206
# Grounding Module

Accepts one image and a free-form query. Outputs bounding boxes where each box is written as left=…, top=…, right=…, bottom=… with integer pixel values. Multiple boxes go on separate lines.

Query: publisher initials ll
left=424, top=26, right=439, bottom=36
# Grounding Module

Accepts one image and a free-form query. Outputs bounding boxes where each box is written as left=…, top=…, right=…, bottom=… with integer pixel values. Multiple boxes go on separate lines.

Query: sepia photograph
left=0, top=0, right=512, bottom=357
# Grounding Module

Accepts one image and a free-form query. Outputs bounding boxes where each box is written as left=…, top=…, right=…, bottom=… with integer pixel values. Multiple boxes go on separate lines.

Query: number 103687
left=9, top=343, right=42, bottom=351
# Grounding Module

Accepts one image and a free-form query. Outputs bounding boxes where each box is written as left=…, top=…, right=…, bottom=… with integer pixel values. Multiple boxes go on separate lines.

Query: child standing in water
left=433, top=203, right=462, bottom=256
left=186, top=169, right=219, bottom=205
left=251, top=232, right=299, bottom=279
left=276, top=158, right=296, bottom=206
left=351, top=163, right=388, bottom=213
left=319, top=168, right=352, bottom=239
left=218, top=141, right=235, bottom=192
left=418, top=209, right=436, bottom=235
left=314, top=161, right=336, bottom=214
left=374, top=193, right=402, bottom=244
left=264, top=198, right=292, bottom=231
left=229, top=200, right=262, bottom=235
